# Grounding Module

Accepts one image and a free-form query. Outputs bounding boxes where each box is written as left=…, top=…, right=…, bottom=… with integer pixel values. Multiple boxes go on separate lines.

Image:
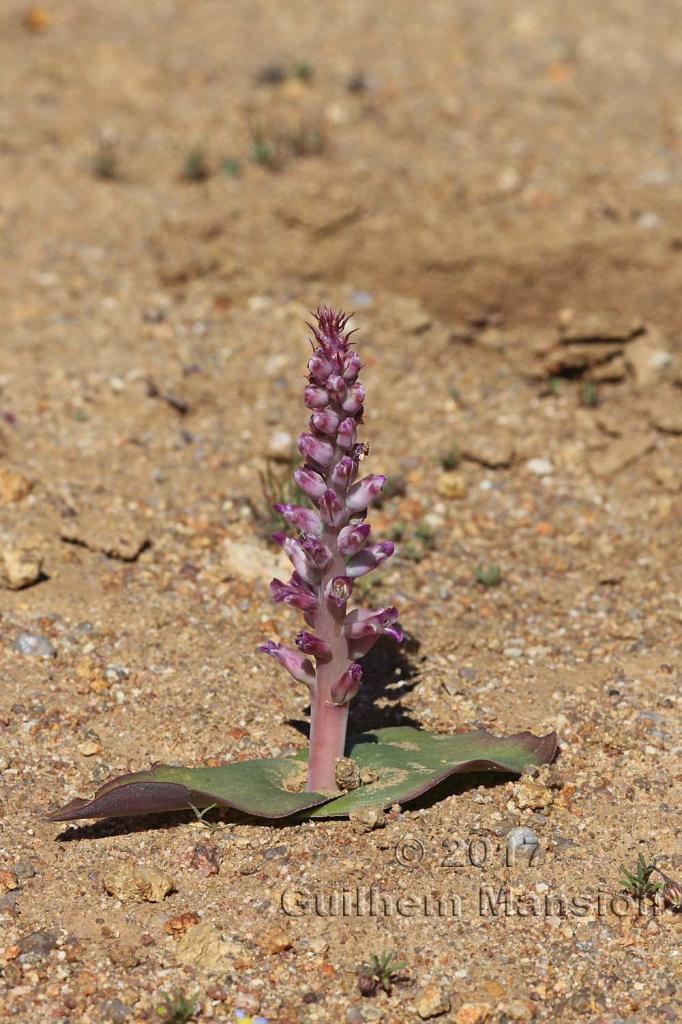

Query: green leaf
left=48, top=757, right=326, bottom=822
left=302, top=726, right=557, bottom=817
left=48, top=726, right=557, bottom=824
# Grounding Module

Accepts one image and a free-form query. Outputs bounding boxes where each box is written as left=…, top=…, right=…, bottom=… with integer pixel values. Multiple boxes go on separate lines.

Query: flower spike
left=258, top=308, right=401, bottom=792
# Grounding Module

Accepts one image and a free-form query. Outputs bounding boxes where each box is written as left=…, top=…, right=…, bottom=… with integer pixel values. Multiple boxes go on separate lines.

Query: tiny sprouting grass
left=541, top=376, right=562, bottom=398
left=579, top=380, right=599, bottom=408
left=475, top=562, right=502, bottom=587
left=392, top=518, right=436, bottom=564
left=181, top=148, right=210, bottom=182
left=440, top=442, right=461, bottom=470
left=414, top=519, right=435, bottom=547
left=222, top=157, right=241, bottom=178
left=156, top=989, right=199, bottom=1023
left=250, top=133, right=279, bottom=170
left=357, top=949, right=406, bottom=996
left=257, top=457, right=305, bottom=538
left=293, top=60, right=314, bottom=82
left=620, top=853, right=662, bottom=900
left=388, top=521, right=406, bottom=542
left=92, top=142, right=118, bottom=181
left=187, top=801, right=228, bottom=836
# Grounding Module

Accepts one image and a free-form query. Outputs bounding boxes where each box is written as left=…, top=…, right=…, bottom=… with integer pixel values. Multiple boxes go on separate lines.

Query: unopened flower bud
left=337, top=417, right=357, bottom=449
left=294, top=466, right=327, bottom=501
left=269, top=577, right=318, bottom=611
left=297, top=432, right=335, bottom=467
left=342, top=352, right=362, bottom=382
left=330, top=663, right=362, bottom=705
left=300, top=535, right=333, bottom=570
left=273, top=503, right=323, bottom=537
left=304, top=385, right=330, bottom=409
left=311, top=409, right=340, bottom=435
left=338, top=523, right=371, bottom=557
left=272, top=533, right=318, bottom=582
left=325, top=373, right=346, bottom=396
left=308, top=354, right=332, bottom=384
left=342, top=384, right=365, bottom=415
left=319, top=488, right=346, bottom=527
left=344, top=606, right=400, bottom=639
left=330, top=455, right=358, bottom=489
left=346, top=474, right=386, bottom=512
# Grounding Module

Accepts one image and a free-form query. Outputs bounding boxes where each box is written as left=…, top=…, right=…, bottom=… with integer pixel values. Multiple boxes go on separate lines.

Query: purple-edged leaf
left=48, top=759, right=328, bottom=822
left=48, top=726, right=556, bottom=824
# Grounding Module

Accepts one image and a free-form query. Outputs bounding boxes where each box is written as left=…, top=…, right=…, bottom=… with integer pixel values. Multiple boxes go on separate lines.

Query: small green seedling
left=222, top=158, right=241, bottom=179
left=92, top=142, right=118, bottom=181
left=257, top=456, right=305, bottom=539
left=157, top=989, right=198, bottom=1023
left=620, top=854, right=662, bottom=900
left=293, top=60, right=314, bottom=82
left=579, top=380, right=599, bottom=408
left=401, top=519, right=436, bottom=564
left=415, top=519, right=435, bottom=548
left=475, top=562, right=502, bottom=587
left=357, top=950, right=406, bottom=996
left=250, top=134, right=278, bottom=170
left=188, top=801, right=226, bottom=835
left=181, top=149, right=210, bottom=182
left=440, top=442, right=461, bottom=470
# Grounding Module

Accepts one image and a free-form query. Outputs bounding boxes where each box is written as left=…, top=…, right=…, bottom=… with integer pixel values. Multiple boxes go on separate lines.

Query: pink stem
left=307, top=536, right=349, bottom=792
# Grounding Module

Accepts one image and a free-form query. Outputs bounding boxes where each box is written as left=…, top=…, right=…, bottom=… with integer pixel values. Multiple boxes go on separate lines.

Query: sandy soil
left=0, top=2, right=681, bottom=1022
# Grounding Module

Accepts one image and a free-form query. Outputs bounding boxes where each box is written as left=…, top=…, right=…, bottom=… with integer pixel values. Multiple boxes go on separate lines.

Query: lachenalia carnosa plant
left=50, top=309, right=557, bottom=826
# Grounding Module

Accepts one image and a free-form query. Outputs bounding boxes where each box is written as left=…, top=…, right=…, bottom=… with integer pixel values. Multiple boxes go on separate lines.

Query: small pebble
left=455, top=1004, right=493, bottom=1024
left=264, top=844, right=289, bottom=860
left=416, top=983, right=451, bottom=1019
left=13, top=862, right=36, bottom=881
left=349, top=805, right=385, bottom=833
left=346, top=1008, right=364, bottom=1024
left=512, top=781, right=553, bottom=811
left=255, top=924, right=292, bottom=955
left=506, top=826, right=540, bottom=861
left=308, top=937, right=328, bottom=954
left=526, top=457, right=554, bottom=476
left=0, top=542, right=43, bottom=590
left=12, top=632, right=55, bottom=658
left=101, top=999, right=133, bottom=1023
left=437, top=472, right=467, bottom=499
left=78, top=740, right=102, bottom=757
left=18, top=931, right=56, bottom=958
left=268, top=430, right=294, bottom=460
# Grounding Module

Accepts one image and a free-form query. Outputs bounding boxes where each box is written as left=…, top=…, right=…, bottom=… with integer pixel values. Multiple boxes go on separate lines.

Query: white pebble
left=526, top=457, right=554, bottom=476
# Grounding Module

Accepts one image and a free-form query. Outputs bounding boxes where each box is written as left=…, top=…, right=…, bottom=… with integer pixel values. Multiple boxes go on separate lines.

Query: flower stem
left=307, top=537, right=349, bottom=792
